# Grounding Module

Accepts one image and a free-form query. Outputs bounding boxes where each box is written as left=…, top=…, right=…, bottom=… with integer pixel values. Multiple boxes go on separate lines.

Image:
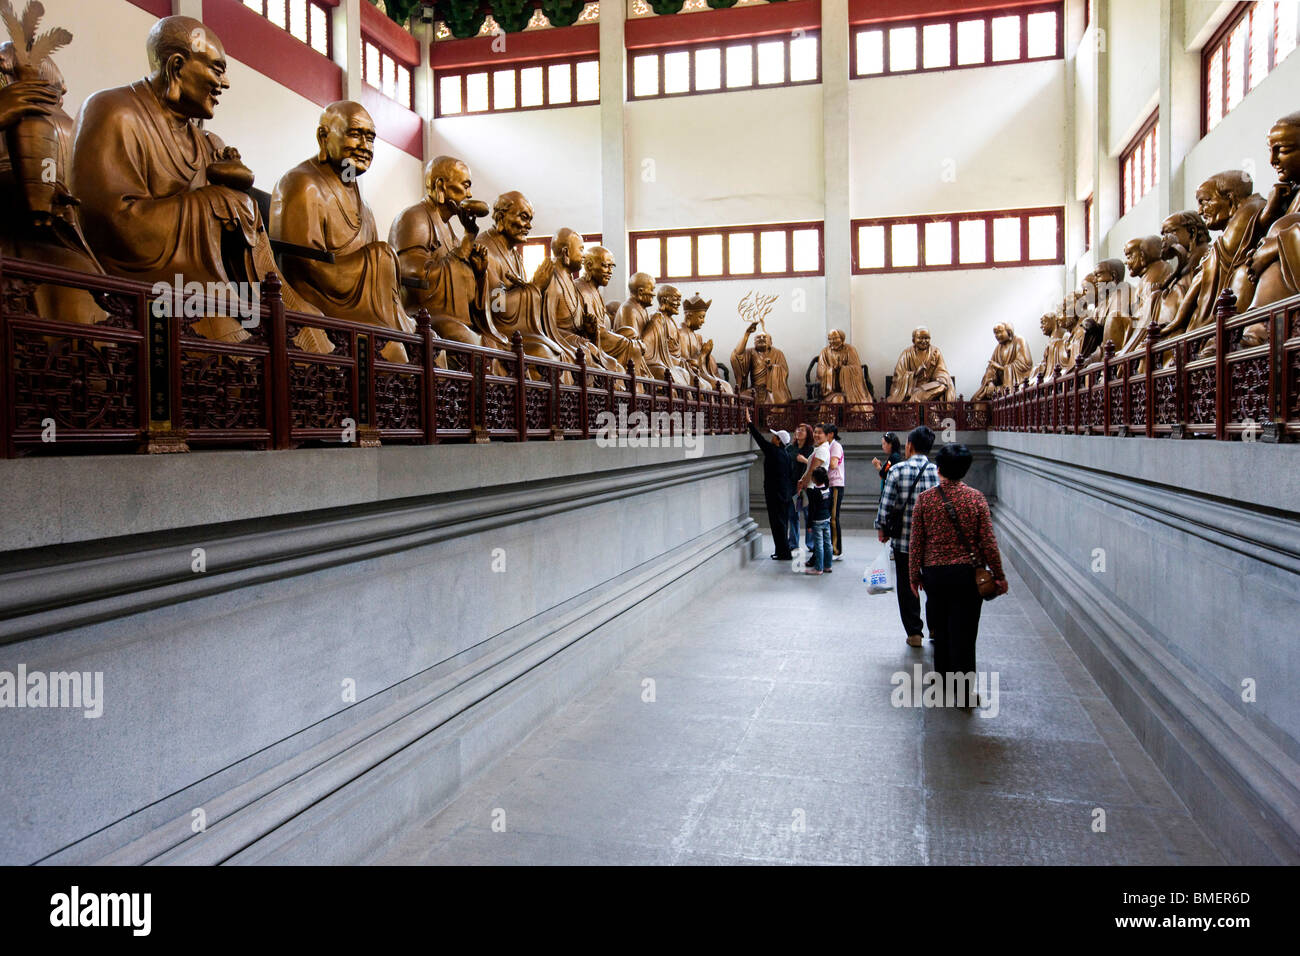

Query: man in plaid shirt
left=874, top=425, right=938, bottom=647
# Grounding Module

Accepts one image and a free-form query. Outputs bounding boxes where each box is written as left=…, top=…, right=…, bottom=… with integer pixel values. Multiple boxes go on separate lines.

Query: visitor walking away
left=874, top=425, right=938, bottom=647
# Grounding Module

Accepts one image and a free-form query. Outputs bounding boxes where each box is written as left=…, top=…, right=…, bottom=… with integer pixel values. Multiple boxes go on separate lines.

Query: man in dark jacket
left=745, top=409, right=795, bottom=560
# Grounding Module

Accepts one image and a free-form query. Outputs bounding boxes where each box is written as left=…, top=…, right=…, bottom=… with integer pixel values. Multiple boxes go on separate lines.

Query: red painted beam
left=203, top=0, right=343, bottom=109
left=360, top=84, right=423, bottom=160
left=848, top=0, right=1052, bottom=25
left=125, top=0, right=172, bottom=16
left=626, top=0, right=822, bottom=49
left=430, top=23, right=599, bottom=69
left=360, top=0, right=421, bottom=66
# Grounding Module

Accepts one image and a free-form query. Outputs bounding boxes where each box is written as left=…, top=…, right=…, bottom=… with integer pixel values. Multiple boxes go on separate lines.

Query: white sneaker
left=832, top=554, right=844, bottom=562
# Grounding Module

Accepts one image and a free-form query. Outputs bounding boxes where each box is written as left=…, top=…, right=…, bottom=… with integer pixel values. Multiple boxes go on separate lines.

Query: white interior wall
left=1105, top=0, right=1161, bottom=155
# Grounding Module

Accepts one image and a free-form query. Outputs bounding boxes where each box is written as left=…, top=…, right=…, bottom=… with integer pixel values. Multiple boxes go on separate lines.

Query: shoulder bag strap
left=936, top=483, right=983, bottom=566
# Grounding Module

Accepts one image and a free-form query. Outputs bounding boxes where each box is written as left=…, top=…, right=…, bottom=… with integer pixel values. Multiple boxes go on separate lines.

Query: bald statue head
left=654, top=284, right=681, bottom=316
left=1161, top=210, right=1209, bottom=260
left=993, top=322, right=1012, bottom=344
left=911, top=326, right=932, bottom=352
left=491, top=190, right=533, bottom=245
left=628, top=272, right=655, bottom=307
left=1124, top=235, right=1163, bottom=277
left=1195, top=170, right=1254, bottom=230
left=1039, top=312, right=1057, bottom=337
left=551, top=228, right=583, bottom=269
left=1268, top=111, right=1300, bottom=186
left=317, top=101, right=376, bottom=177
left=147, top=16, right=228, bottom=120
left=827, top=329, right=846, bottom=350
left=582, top=246, right=615, bottom=287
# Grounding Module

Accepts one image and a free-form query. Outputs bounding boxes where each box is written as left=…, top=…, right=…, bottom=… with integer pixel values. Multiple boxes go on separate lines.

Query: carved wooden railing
left=0, top=255, right=752, bottom=456
left=989, top=289, right=1300, bottom=442
left=757, top=398, right=991, bottom=434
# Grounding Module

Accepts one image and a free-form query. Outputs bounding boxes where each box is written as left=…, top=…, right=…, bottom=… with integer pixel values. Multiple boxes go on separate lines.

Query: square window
left=889, top=27, right=917, bottom=72
left=991, top=15, right=1021, bottom=61
left=465, top=72, right=489, bottom=112
left=667, top=235, right=692, bottom=277
left=729, top=233, right=755, bottom=274
left=992, top=217, right=1021, bottom=261
left=520, top=66, right=544, bottom=107
left=757, top=40, right=785, bottom=85
left=956, top=19, right=985, bottom=65
left=633, top=54, right=660, bottom=98
left=439, top=75, right=462, bottom=115
left=958, top=219, right=986, bottom=263
left=726, top=45, right=754, bottom=87
left=663, top=50, right=690, bottom=94
left=857, top=225, right=885, bottom=270
left=576, top=60, right=599, bottom=101
left=760, top=230, right=787, bottom=272
left=1028, top=215, right=1058, bottom=260
left=636, top=237, right=662, bottom=280
left=922, top=23, right=951, bottom=70
left=891, top=222, right=918, bottom=267
left=856, top=29, right=884, bottom=75
left=924, top=221, right=952, bottom=266
left=790, top=35, right=818, bottom=82
left=792, top=229, right=819, bottom=272
left=548, top=62, right=572, bottom=104
left=1026, top=11, right=1057, bottom=58
left=493, top=70, right=516, bottom=110
left=521, top=242, right=548, bottom=282
left=697, top=234, right=723, bottom=275
left=695, top=48, right=722, bottom=90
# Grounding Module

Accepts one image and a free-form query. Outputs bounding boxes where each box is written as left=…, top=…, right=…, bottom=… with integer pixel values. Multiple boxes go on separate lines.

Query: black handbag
left=936, top=483, right=1000, bottom=601
left=882, top=462, right=928, bottom=539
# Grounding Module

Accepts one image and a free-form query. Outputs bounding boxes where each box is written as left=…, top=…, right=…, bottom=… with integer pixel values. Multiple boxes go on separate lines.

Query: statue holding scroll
left=731, top=323, right=790, bottom=404
left=390, top=156, right=490, bottom=346
left=888, top=326, right=955, bottom=401
left=271, top=100, right=412, bottom=362
left=817, top=329, right=872, bottom=404
left=972, top=323, right=1032, bottom=399
left=1164, top=171, right=1268, bottom=344
left=71, top=15, right=317, bottom=344
left=1247, top=112, right=1300, bottom=342
left=677, top=292, right=731, bottom=392
left=575, top=246, right=648, bottom=377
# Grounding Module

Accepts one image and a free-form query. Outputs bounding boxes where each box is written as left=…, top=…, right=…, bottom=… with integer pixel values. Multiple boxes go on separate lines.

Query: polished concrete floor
left=378, top=530, right=1223, bottom=865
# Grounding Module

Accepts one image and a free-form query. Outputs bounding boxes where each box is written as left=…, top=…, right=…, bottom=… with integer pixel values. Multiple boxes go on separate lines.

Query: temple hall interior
left=0, top=0, right=1297, bottom=889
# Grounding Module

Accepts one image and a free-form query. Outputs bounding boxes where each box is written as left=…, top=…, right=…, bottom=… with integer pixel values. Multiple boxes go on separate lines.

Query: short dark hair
left=935, top=443, right=973, bottom=480
left=882, top=431, right=901, bottom=454
left=823, top=423, right=839, bottom=439
left=813, top=423, right=828, bottom=435
left=812, top=466, right=829, bottom=485
left=907, top=425, right=935, bottom=455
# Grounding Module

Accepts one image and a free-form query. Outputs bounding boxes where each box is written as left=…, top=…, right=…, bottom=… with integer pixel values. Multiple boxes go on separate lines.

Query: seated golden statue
left=271, top=100, right=412, bottom=362
left=576, top=246, right=649, bottom=378
left=71, top=15, right=317, bottom=343
left=1159, top=210, right=1212, bottom=312
left=532, top=228, right=615, bottom=376
left=817, top=329, right=872, bottom=403
left=677, top=293, right=732, bottom=392
left=0, top=36, right=104, bottom=326
left=637, top=284, right=692, bottom=385
left=1077, top=259, right=1133, bottom=364
left=1057, top=292, right=1090, bottom=372
left=474, top=190, right=570, bottom=363
left=1246, top=111, right=1300, bottom=344
left=1033, top=311, right=1065, bottom=380
left=731, top=322, right=791, bottom=404
left=1164, top=171, right=1267, bottom=348
left=972, top=322, right=1032, bottom=399
left=389, top=156, right=489, bottom=346
left=614, top=272, right=655, bottom=342
left=1120, top=235, right=1179, bottom=354
left=888, top=326, right=955, bottom=401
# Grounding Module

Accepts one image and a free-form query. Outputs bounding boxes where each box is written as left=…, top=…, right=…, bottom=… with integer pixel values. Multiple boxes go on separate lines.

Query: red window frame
left=435, top=53, right=600, bottom=117
left=1119, top=112, right=1158, bottom=217
left=1201, top=1, right=1299, bottom=135
left=239, top=0, right=333, bottom=58
left=851, top=206, right=1064, bottom=274
left=629, top=222, right=825, bottom=282
left=362, top=33, right=416, bottom=109
left=627, top=31, right=822, bottom=102
left=849, top=2, right=1063, bottom=79
left=1083, top=194, right=1092, bottom=252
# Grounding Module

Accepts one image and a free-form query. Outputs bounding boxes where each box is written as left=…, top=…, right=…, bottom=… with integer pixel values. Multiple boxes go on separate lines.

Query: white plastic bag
left=864, top=542, right=895, bottom=594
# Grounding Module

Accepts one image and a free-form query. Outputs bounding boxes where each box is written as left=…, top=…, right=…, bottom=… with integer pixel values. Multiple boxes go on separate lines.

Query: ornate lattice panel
left=10, top=329, right=140, bottom=431
left=375, top=370, right=422, bottom=431
left=289, top=360, right=351, bottom=429
left=1153, top=373, right=1180, bottom=425
left=1229, top=357, right=1271, bottom=423
left=435, top=376, right=472, bottom=430
left=558, top=389, right=581, bottom=432
left=180, top=349, right=267, bottom=431
left=524, top=381, right=551, bottom=431
left=485, top=381, right=518, bottom=431
left=1187, top=367, right=1216, bottom=423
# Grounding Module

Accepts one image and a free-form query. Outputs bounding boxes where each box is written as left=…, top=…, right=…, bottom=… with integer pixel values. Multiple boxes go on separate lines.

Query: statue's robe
left=271, top=157, right=412, bottom=361
left=1033, top=332, right=1065, bottom=379
left=972, top=336, right=1033, bottom=399
left=1078, top=288, right=1133, bottom=365
left=817, top=343, right=872, bottom=403
left=1058, top=322, right=1087, bottom=372
left=731, top=343, right=791, bottom=404
left=536, top=261, right=607, bottom=369
left=576, top=277, right=645, bottom=378
left=614, top=298, right=648, bottom=341
left=389, top=198, right=483, bottom=345
left=637, top=309, right=691, bottom=385
left=677, top=322, right=732, bottom=393
left=888, top=345, right=955, bottom=401
left=1245, top=189, right=1300, bottom=345
left=1120, top=261, right=1178, bottom=355
left=1175, top=195, right=1269, bottom=338
left=476, top=229, right=566, bottom=361
left=71, top=79, right=317, bottom=344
